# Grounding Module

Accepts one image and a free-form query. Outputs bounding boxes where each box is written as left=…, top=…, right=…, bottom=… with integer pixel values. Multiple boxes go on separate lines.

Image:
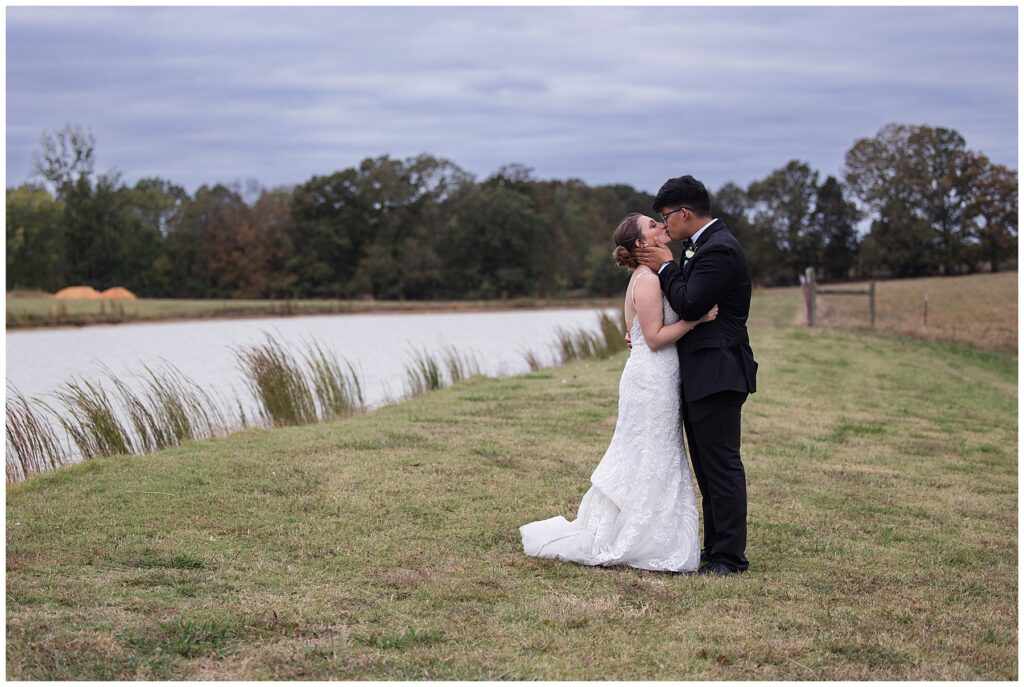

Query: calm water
left=6, top=308, right=618, bottom=416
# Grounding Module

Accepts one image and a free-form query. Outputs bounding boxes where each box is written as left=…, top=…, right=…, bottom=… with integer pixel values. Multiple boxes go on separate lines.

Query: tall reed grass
left=47, top=376, right=137, bottom=459
left=303, top=339, right=365, bottom=420
left=48, top=364, right=231, bottom=459
left=110, top=363, right=229, bottom=453
left=597, top=310, right=628, bottom=356
left=235, top=335, right=317, bottom=426
left=7, top=335, right=365, bottom=482
left=442, top=345, right=481, bottom=384
left=554, top=310, right=627, bottom=364
left=5, top=364, right=231, bottom=483
left=404, top=347, right=442, bottom=397
left=522, top=349, right=544, bottom=372
left=6, top=385, right=69, bottom=483
left=233, top=334, right=364, bottom=426
left=554, top=327, right=602, bottom=363
left=404, top=344, right=482, bottom=396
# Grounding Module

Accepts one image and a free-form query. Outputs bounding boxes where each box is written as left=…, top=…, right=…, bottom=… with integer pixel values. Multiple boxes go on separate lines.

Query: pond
left=6, top=307, right=620, bottom=416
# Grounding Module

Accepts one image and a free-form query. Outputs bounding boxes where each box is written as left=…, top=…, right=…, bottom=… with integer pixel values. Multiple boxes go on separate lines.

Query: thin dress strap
left=630, top=268, right=654, bottom=310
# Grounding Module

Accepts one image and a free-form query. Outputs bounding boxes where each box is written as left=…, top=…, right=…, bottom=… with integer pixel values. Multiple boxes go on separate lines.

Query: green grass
left=5, top=287, right=1017, bottom=679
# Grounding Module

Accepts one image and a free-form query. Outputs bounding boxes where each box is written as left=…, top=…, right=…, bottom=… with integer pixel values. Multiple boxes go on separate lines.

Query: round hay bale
left=101, top=286, right=137, bottom=301
left=54, top=285, right=103, bottom=299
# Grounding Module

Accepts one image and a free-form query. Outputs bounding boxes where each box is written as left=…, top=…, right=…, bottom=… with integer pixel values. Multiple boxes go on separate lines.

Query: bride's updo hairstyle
left=612, top=213, right=643, bottom=269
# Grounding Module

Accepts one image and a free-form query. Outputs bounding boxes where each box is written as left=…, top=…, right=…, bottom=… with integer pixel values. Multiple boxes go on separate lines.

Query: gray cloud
left=6, top=6, right=1017, bottom=195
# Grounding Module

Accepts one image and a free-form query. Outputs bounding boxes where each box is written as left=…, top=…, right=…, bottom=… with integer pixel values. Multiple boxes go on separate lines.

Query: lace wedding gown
left=519, top=295, right=700, bottom=572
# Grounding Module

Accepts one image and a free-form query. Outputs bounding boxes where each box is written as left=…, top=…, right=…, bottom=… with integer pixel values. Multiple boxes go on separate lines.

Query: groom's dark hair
left=653, top=175, right=712, bottom=217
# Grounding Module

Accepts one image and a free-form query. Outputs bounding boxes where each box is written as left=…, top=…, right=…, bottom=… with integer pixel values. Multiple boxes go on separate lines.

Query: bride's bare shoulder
left=632, top=268, right=660, bottom=293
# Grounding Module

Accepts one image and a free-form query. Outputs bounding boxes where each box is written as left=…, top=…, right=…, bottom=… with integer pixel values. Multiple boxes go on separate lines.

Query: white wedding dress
left=519, top=294, right=700, bottom=572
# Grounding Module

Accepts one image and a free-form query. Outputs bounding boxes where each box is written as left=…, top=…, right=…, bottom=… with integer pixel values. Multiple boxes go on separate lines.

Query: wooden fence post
left=805, top=267, right=817, bottom=327
left=869, top=280, right=876, bottom=329
left=799, top=273, right=807, bottom=326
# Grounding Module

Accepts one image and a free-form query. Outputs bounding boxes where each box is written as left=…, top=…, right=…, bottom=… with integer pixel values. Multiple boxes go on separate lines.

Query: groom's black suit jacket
left=658, top=219, right=758, bottom=404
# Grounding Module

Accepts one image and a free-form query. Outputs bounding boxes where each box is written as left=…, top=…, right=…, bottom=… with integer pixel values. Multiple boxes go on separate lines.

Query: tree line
left=6, top=122, right=1017, bottom=299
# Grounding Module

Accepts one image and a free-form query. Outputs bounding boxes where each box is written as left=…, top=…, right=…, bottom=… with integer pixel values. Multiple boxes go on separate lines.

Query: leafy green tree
left=119, top=178, right=186, bottom=296
left=288, top=168, right=366, bottom=297
left=525, top=181, right=581, bottom=294
left=585, top=243, right=630, bottom=296
left=445, top=184, right=546, bottom=299
left=129, top=177, right=188, bottom=236
left=713, top=182, right=779, bottom=285
left=115, top=185, right=167, bottom=296
left=20, top=121, right=1012, bottom=301
left=747, top=160, right=821, bottom=283
left=165, top=184, right=252, bottom=297
left=30, top=125, right=104, bottom=288
left=812, top=176, right=861, bottom=281
left=491, top=178, right=656, bottom=297
left=28, top=126, right=167, bottom=294
left=964, top=154, right=1018, bottom=273
left=905, top=126, right=975, bottom=274
left=844, top=123, right=981, bottom=276
left=349, top=155, right=471, bottom=299
left=6, top=184, right=65, bottom=291
left=250, top=188, right=297, bottom=298
left=857, top=198, right=936, bottom=277
left=577, top=183, right=662, bottom=294
left=59, top=172, right=142, bottom=289
left=394, top=155, right=473, bottom=299
left=483, top=163, right=536, bottom=195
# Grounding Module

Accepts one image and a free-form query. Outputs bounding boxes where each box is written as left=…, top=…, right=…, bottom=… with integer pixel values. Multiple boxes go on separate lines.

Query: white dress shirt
left=659, top=218, right=717, bottom=274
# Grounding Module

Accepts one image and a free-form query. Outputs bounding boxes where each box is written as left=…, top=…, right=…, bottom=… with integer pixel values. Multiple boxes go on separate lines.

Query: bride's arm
left=634, top=272, right=716, bottom=352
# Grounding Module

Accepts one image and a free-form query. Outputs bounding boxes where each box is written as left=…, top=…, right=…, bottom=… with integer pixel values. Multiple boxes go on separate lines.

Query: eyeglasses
left=660, top=206, right=691, bottom=222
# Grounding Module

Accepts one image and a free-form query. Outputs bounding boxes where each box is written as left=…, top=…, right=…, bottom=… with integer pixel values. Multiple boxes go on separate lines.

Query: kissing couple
left=520, top=175, right=758, bottom=576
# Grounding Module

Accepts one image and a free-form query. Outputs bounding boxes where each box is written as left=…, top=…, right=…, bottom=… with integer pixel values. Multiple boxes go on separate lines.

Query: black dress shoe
left=696, top=562, right=734, bottom=576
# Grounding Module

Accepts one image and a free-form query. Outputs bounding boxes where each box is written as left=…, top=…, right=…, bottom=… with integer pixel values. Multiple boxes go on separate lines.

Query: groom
left=636, top=175, right=757, bottom=576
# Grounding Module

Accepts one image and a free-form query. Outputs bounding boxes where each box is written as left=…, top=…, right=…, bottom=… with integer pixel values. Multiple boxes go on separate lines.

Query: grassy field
left=815, top=271, right=1017, bottom=350
left=5, top=295, right=618, bottom=329
left=5, top=287, right=1017, bottom=679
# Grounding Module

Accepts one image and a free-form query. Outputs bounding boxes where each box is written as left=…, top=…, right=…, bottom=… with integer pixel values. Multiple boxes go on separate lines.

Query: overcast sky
left=5, top=5, right=1018, bottom=195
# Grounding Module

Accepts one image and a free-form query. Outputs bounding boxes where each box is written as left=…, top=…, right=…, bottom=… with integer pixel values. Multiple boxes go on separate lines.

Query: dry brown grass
left=812, top=272, right=1017, bottom=350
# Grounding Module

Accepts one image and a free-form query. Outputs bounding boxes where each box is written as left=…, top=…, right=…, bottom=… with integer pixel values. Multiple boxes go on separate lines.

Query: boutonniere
left=685, top=248, right=695, bottom=260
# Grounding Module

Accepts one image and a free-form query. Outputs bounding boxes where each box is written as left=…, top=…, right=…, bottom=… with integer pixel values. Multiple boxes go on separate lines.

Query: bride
left=519, top=213, right=716, bottom=573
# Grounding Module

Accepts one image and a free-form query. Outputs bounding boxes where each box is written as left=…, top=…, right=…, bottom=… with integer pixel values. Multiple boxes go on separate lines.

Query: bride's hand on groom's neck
left=636, top=237, right=673, bottom=270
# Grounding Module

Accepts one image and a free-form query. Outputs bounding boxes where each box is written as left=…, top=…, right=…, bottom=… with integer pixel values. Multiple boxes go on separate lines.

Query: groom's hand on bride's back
left=636, top=238, right=673, bottom=270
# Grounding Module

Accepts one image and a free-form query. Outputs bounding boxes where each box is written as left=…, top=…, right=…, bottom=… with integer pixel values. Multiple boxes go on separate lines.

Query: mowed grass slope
left=6, top=288, right=1017, bottom=679
left=816, top=271, right=1017, bottom=350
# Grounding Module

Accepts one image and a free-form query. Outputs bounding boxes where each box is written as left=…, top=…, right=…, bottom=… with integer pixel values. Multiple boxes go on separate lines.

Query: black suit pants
left=682, top=390, right=749, bottom=572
